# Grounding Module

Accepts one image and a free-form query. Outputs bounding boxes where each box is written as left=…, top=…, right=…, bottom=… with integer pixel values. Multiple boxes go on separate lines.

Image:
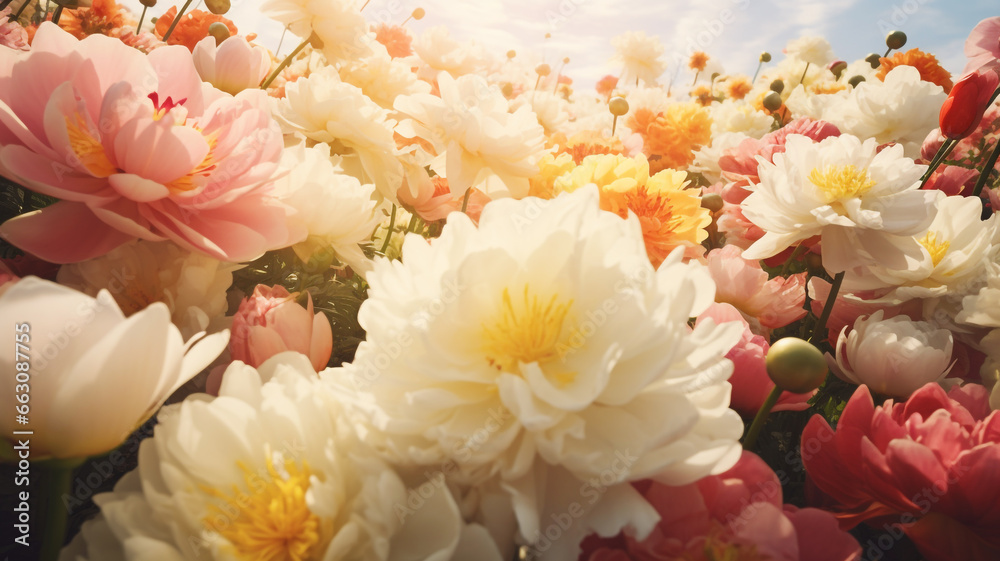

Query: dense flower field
left=0, top=2, right=999, bottom=560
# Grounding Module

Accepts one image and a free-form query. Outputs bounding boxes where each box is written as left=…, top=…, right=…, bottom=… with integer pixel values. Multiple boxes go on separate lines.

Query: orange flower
left=628, top=103, right=712, bottom=170
left=596, top=74, right=619, bottom=98
left=624, top=171, right=711, bottom=267
left=372, top=23, right=413, bottom=58
left=726, top=76, right=753, bottom=100
left=691, top=84, right=714, bottom=106
left=155, top=6, right=238, bottom=51
left=809, top=81, right=847, bottom=95
left=56, top=0, right=129, bottom=39
left=689, top=51, right=710, bottom=72
left=553, top=130, right=627, bottom=164
left=877, top=48, right=953, bottom=93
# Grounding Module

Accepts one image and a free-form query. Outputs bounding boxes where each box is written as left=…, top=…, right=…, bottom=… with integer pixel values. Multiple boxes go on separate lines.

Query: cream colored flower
left=0, top=278, right=227, bottom=459
left=274, top=66, right=404, bottom=201
left=331, top=186, right=743, bottom=552
left=784, top=35, right=835, bottom=67
left=395, top=72, right=545, bottom=199
left=612, top=31, right=667, bottom=85
left=272, top=142, right=384, bottom=275
left=829, top=311, right=953, bottom=398
left=57, top=240, right=239, bottom=340
left=741, top=133, right=942, bottom=274
left=823, top=66, right=947, bottom=158
left=261, top=0, right=372, bottom=63
left=709, top=100, right=774, bottom=138
left=62, top=353, right=469, bottom=560
left=412, top=26, right=487, bottom=77
left=339, top=42, right=432, bottom=110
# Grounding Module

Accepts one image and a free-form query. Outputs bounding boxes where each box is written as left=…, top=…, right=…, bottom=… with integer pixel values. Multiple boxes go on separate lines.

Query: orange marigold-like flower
left=726, top=76, right=753, bottom=100
left=628, top=103, right=713, bottom=171
left=553, top=130, right=627, bottom=164
left=877, top=48, right=953, bottom=93
left=809, top=81, right=848, bottom=95
left=56, top=0, right=129, bottom=39
left=689, top=51, right=710, bottom=72
left=691, top=84, right=714, bottom=106
left=155, top=6, right=238, bottom=51
left=624, top=169, right=711, bottom=266
left=372, top=23, right=413, bottom=58
left=596, top=74, right=619, bottom=98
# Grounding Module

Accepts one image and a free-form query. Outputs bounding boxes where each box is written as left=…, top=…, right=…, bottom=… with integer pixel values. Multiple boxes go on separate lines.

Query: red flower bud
left=939, top=62, right=1000, bottom=139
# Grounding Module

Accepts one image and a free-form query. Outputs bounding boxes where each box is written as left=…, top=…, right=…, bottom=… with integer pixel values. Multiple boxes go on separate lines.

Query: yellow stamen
left=202, top=454, right=322, bottom=561
left=918, top=231, right=950, bottom=267
left=64, top=113, right=116, bottom=177
left=808, top=164, right=876, bottom=201
left=483, top=286, right=575, bottom=382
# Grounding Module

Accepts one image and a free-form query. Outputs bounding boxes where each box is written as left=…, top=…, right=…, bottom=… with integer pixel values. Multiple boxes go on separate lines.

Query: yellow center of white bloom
left=918, top=231, right=950, bottom=267
left=203, top=455, right=322, bottom=561
left=482, top=286, right=576, bottom=383
left=808, top=165, right=876, bottom=201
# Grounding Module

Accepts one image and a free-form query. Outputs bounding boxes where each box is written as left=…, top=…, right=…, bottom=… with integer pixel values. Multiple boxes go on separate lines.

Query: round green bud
left=762, top=91, right=783, bottom=112
left=204, top=0, right=230, bottom=15
left=769, top=79, right=784, bottom=94
left=885, top=30, right=907, bottom=51
left=848, top=75, right=866, bottom=88
left=208, top=22, right=230, bottom=44
left=766, top=337, right=828, bottom=394
left=700, top=193, right=724, bottom=212
left=608, top=96, right=629, bottom=116
left=865, top=53, right=882, bottom=68
left=759, top=51, right=772, bottom=63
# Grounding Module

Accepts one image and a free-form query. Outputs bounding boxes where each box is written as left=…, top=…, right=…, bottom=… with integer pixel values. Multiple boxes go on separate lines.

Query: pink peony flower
left=963, top=17, right=1000, bottom=74
left=397, top=175, right=490, bottom=224
left=192, top=36, right=271, bottom=95
left=802, top=383, right=1000, bottom=561
left=229, top=284, right=332, bottom=372
left=580, top=451, right=862, bottom=561
left=0, top=23, right=302, bottom=264
left=697, top=303, right=812, bottom=416
left=706, top=245, right=807, bottom=329
left=0, top=8, right=29, bottom=50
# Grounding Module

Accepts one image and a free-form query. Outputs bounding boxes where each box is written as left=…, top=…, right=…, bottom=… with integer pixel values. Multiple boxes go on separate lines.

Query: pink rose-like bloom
left=0, top=23, right=302, bottom=264
left=398, top=176, right=490, bottom=224
left=706, top=245, right=807, bottom=329
left=802, top=383, right=1000, bottom=561
left=963, top=17, right=1000, bottom=74
left=0, top=8, right=29, bottom=51
left=230, top=284, right=333, bottom=372
left=580, top=451, right=862, bottom=561
left=697, top=303, right=812, bottom=416
left=192, top=36, right=271, bottom=95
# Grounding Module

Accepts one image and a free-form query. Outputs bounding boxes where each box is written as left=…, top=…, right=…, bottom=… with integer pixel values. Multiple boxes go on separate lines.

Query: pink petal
left=0, top=145, right=117, bottom=203
left=108, top=173, right=171, bottom=202
left=0, top=201, right=133, bottom=263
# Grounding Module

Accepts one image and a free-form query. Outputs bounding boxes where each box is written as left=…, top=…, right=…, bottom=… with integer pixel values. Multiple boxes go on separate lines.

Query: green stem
left=692, top=71, right=700, bottom=86
left=744, top=385, right=782, bottom=451
left=10, top=0, right=32, bottom=21
left=39, top=459, right=82, bottom=561
left=809, top=270, right=844, bottom=343
left=884, top=47, right=892, bottom=57
left=161, top=0, right=193, bottom=42
left=798, top=62, right=810, bottom=86
left=780, top=244, right=808, bottom=277
left=49, top=3, right=61, bottom=24
left=972, top=136, right=1000, bottom=198
left=460, top=189, right=472, bottom=214
left=752, top=60, right=764, bottom=83
left=136, top=5, right=147, bottom=34
left=919, top=138, right=957, bottom=186
left=261, top=37, right=310, bottom=89
left=379, top=204, right=397, bottom=254
left=405, top=212, right=419, bottom=234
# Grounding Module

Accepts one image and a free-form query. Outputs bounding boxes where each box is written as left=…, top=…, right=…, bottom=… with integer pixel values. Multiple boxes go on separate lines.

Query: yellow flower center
left=482, top=286, right=576, bottom=383
left=808, top=164, right=876, bottom=201
left=918, top=231, right=950, bottom=267
left=203, top=454, right=322, bottom=561
left=64, top=113, right=116, bottom=178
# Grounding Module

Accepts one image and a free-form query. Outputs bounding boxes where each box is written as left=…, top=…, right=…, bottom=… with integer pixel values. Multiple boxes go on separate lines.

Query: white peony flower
left=709, top=100, right=774, bottom=138
left=412, top=26, right=487, bottom=78
left=339, top=42, right=432, bottom=110
left=784, top=35, right=835, bottom=67
left=847, top=195, right=999, bottom=300
left=330, top=186, right=744, bottom=555
left=395, top=72, right=545, bottom=200
left=957, top=258, right=1000, bottom=329
left=272, top=142, right=384, bottom=275
left=823, top=66, right=947, bottom=158
left=57, top=240, right=239, bottom=339
left=829, top=310, right=953, bottom=398
left=612, top=31, right=667, bottom=86
left=509, top=90, right=571, bottom=135
left=0, top=277, right=227, bottom=459
left=741, top=133, right=942, bottom=274
left=62, top=353, right=472, bottom=561
left=261, top=0, right=372, bottom=63
left=274, top=66, right=404, bottom=201
left=192, top=36, right=271, bottom=95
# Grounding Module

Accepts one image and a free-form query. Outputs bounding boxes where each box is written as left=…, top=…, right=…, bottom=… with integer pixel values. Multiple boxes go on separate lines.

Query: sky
left=154, top=0, right=997, bottom=89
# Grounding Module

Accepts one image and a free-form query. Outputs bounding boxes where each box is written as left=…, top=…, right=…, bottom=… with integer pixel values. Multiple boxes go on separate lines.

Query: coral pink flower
left=229, top=284, right=332, bottom=372
left=580, top=451, right=862, bottom=561
left=940, top=61, right=1000, bottom=140
left=706, top=245, right=807, bottom=329
left=801, top=383, right=1000, bottom=561
left=0, top=8, right=29, bottom=50
left=697, top=303, right=812, bottom=416
left=372, top=23, right=413, bottom=58
left=0, top=23, right=302, bottom=264
left=397, top=176, right=490, bottom=224
left=963, top=17, right=1000, bottom=74
left=192, top=36, right=271, bottom=95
